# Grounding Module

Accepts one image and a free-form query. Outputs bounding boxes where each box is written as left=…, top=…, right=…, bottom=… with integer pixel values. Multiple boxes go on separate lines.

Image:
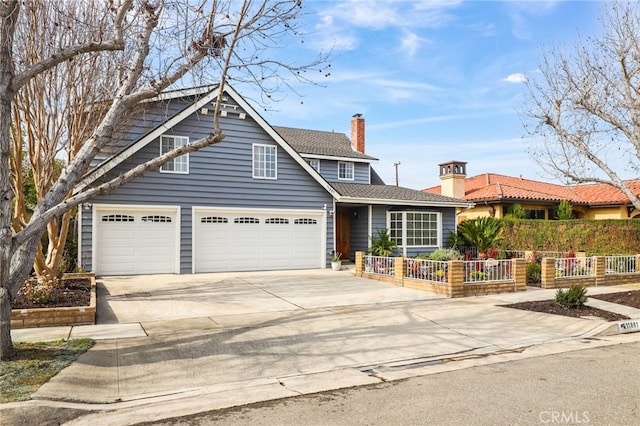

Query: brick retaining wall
left=355, top=253, right=526, bottom=298
left=11, top=273, right=96, bottom=329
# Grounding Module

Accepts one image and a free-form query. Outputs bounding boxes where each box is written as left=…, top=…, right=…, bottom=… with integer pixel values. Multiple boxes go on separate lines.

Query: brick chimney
left=351, top=113, right=365, bottom=154
left=439, top=160, right=467, bottom=199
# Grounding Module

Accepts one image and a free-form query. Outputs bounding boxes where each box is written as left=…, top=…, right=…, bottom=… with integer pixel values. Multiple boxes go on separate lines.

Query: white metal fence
left=464, top=259, right=513, bottom=283
left=405, top=258, right=448, bottom=283
left=364, top=255, right=395, bottom=276
left=605, top=255, right=637, bottom=274
left=554, top=257, right=594, bottom=278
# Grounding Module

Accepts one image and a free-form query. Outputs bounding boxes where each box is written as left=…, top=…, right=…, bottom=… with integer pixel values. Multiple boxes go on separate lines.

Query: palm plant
left=368, top=229, right=397, bottom=256
left=457, top=217, right=502, bottom=258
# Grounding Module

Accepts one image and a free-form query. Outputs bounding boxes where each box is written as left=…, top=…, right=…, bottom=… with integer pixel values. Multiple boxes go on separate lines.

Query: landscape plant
left=457, top=217, right=503, bottom=258
left=368, top=229, right=397, bottom=257
left=498, top=220, right=640, bottom=254
left=526, top=262, right=542, bottom=284
left=504, top=203, right=526, bottom=220
left=469, top=270, right=488, bottom=281
left=428, top=248, right=462, bottom=261
left=555, top=284, right=588, bottom=308
left=556, top=200, right=574, bottom=220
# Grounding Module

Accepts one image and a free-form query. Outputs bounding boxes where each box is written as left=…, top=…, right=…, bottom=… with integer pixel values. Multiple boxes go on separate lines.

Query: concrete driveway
left=96, top=268, right=445, bottom=325
left=8, top=269, right=639, bottom=425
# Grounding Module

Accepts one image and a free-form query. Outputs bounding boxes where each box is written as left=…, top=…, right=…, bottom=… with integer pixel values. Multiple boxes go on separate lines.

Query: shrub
left=556, top=200, right=574, bottom=220
left=555, top=284, right=588, bottom=308
left=504, top=203, right=526, bottom=220
left=526, top=262, right=541, bottom=284
left=16, top=278, right=55, bottom=305
left=470, top=271, right=488, bottom=281
left=428, top=248, right=462, bottom=261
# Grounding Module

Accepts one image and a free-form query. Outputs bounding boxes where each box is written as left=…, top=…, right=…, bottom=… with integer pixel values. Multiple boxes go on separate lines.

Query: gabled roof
left=76, top=85, right=340, bottom=199
left=273, top=126, right=378, bottom=162
left=76, top=85, right=469, bottom=209
left=424, top=172, right=640, bottom=206
left=333, top=183, right=471, bottom=207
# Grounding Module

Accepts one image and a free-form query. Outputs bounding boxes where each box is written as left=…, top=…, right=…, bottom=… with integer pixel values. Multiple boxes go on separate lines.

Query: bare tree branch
left=523, top=2, right=640, bottom=210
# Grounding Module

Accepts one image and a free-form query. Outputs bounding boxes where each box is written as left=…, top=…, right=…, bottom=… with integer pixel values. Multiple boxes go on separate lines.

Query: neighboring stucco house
left=76, top=86, right=471, bottom=275
left=424, top=160, right=640, bottom=223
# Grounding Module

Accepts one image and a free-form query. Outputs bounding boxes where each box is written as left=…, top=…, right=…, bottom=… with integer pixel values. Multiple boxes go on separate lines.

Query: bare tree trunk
left=0, top=0, right=19, bottom=360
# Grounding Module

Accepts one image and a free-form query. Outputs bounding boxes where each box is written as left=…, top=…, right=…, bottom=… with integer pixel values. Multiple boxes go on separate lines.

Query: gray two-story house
left=76, top=85, right=470, bottom=275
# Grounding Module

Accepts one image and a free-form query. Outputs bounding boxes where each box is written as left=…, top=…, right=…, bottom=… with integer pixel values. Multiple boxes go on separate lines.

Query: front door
left=336, top=212, right=350, bottom=261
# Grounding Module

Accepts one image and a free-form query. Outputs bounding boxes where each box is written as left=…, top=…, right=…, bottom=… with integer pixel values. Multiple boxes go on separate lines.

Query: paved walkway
left=5, top=269, right=640, bottom=425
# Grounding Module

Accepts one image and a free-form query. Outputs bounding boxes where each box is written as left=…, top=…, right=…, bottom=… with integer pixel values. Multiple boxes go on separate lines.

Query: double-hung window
left=388, top=211, right=440, bottom=248
left=253, top=144, right=277, bottom=179
left=308, top=159, right=320, bottom=172
left=160, top=135, right=189, bottom=173
left=338, top=161, right=354, bottom=180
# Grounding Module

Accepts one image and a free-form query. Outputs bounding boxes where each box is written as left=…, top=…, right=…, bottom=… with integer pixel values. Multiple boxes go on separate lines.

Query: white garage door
left=194, top=208, right=324, bottom=272
left=94, top=206, right=179, bottom=275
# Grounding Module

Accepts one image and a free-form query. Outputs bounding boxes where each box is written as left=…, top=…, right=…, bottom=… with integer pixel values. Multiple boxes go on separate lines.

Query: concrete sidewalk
left=5, top=270, right=640, bottom=425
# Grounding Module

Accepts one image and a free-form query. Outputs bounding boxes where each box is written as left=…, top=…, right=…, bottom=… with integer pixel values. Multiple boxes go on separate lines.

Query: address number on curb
left=618, top=320, right=640, bottom=334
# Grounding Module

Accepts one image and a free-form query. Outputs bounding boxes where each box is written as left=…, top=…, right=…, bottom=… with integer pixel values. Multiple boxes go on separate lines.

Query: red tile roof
left=423, top=173, right=640, bottom=206
left=573, top=179, right=640, bottom=205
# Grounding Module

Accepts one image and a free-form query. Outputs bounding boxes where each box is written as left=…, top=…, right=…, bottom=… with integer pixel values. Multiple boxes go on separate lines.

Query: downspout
left=332, top=198, right=337, bottom=259
left=77, top=205, right=83, bottom=271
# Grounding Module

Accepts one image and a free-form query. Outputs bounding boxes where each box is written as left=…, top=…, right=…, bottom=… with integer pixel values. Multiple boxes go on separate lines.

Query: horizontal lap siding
left=92, top=99, right=192, bottom=167
left=368, top=205, right=456, bottom=258
left=319, top=160, right=370, bottom=184
left=350, top=206, right=370, bottom=258
left=83, top=110, right=334, bottom=274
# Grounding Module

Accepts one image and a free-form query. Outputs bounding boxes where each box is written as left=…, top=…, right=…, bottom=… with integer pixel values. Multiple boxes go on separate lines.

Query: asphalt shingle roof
left=332, top=183, right=468, bottom=204
left=273, top=126, right=378, bottom=161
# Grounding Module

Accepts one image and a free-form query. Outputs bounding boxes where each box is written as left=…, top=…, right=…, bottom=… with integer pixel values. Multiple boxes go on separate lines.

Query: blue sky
left=253, top=0, right=607, bottom=190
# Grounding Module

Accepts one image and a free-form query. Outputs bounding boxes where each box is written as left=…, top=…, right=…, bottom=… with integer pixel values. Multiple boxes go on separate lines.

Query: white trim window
left=308, top=159, right=320, bottom=172
left=253, top=144, right=277, bottom=179
left=338, top=161, right=354, bottom=180
left=160, top=135, right=189, bottom=174
left=388, top=211, right=440, bottom=248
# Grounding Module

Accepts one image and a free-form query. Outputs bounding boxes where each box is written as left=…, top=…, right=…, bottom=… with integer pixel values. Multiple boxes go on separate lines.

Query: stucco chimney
left=439, top=160, right=467, bottom=199
left=351, top=114, right=365, bottom=154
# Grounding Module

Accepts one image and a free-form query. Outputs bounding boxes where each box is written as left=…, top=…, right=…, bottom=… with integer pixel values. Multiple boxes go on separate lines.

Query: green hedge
left=498, top=219, right=640, bottom=255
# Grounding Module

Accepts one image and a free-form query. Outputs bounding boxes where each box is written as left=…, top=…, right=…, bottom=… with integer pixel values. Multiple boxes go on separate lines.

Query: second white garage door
left=193, top=208, right=325, bottom=272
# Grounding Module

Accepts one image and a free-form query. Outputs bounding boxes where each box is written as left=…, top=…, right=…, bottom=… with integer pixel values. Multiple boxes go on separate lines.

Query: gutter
left=337, top=196, right=475, bottom=209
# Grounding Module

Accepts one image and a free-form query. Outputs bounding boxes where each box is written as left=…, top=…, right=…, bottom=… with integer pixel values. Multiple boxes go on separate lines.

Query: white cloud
left=502, top=73, right=528, bottom=84
left=400, top=31, right=429, bottom=57
left=369, top=78, right=439, bottom=91
left=315, top=0, right=460, bottom=31
left=311, top=34, right=359, bottom=51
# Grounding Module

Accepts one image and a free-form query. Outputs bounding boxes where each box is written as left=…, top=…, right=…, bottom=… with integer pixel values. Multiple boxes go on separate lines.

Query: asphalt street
left=147, top=341, right=640, bottom=426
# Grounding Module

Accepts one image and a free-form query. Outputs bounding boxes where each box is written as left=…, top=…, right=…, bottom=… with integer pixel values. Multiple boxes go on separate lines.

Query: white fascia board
left=338, top=196, right=475, bottom=208
left=143, top=85, right=216, bottom=103
left=299, top=153, right=378, bottom=164
left=224, top=85, right=342, bottom=200
left=75, top=88, right=221, bottom=193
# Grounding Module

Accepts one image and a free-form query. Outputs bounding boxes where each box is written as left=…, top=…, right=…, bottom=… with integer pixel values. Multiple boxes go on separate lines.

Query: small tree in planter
left=330, top=251, right=342, bottom=271
left=457, top=217, right=503, bottom=259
